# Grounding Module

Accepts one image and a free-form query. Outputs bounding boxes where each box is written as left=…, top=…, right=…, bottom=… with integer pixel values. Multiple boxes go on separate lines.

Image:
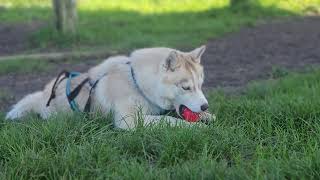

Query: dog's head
left=161, top=45, right=208, bottom=117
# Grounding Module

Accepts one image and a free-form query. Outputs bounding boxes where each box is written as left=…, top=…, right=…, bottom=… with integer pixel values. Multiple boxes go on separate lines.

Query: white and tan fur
left=6, top=46, right=214, bottom=130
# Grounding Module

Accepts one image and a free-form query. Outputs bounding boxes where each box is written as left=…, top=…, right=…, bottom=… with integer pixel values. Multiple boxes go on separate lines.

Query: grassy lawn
left=1, top=0, right=320, bottom=179
left=0, top=58, right=53, bottom=75
left=0, top=0, right=319, bottom=51
left=1, top=69, right=320, bottom=179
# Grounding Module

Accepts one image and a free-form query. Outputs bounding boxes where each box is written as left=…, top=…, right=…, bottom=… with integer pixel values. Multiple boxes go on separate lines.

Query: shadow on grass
left=1, top=2, right=297, bottom=51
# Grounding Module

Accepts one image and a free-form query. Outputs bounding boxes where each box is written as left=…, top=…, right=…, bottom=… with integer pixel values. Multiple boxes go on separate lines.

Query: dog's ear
left=190, top=45, right=206, bottom=63
left=164, top=51, right=180, bottom=71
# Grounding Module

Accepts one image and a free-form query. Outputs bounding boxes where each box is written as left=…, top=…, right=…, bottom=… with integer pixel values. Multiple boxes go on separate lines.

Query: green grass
left=0, top=0, right=319, bottom=51
left=1, top=69, right=320, bottom=179
left=1, top=1, right=320, bottom=178
left=0, top=58, right=53, bottom=75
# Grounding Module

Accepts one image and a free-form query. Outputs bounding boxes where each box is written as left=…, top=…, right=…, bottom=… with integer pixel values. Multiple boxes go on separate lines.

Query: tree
left=52, top=0, right=77, bottom=34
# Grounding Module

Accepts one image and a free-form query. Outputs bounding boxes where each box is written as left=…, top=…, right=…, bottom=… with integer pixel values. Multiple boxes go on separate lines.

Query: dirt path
left=1, top=16, right=320, bottom=112
left=203, top=16, right=320, bottom=89
left=0, top=22, right=44, bottom=56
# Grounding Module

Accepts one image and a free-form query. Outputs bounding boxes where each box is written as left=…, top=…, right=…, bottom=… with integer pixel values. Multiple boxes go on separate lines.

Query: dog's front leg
left=143, top=115, right=191, bottom=127
left=114, top=114, right=191, bottom=130
left=199, top=111, right=216, bottom=124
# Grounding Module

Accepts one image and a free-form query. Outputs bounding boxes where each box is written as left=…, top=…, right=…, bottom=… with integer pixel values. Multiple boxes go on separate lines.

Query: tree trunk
left=52, top=0, right=77, bottom=34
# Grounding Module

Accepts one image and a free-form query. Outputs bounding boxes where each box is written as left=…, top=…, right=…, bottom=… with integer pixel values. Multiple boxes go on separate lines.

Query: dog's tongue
left=181, top=106, right=200, bottom=122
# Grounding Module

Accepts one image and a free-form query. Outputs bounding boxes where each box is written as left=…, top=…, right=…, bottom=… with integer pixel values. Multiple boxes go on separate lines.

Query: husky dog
left=6, top=46, right=214, bottom=129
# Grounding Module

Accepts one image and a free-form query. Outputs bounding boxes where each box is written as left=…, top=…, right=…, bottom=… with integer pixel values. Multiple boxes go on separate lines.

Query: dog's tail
left=6, top=91, right=47, bottom=120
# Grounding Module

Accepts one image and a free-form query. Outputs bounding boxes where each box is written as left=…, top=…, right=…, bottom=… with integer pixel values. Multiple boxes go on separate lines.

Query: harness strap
left=67, top=78, right=89, bottom=102
left=46, top=70, right=69, bottom=107
left=84, top=73, right=107, bottom=112
left=84, top=94, right=92, bottom=112
left=47, top=69, right=107, bottom=113
left=126, top=61, right=173, bottom=113
left=66, top=72, right=84, bottom=112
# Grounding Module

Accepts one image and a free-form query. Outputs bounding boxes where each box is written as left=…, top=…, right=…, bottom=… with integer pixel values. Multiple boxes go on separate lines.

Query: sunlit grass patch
left=79, top=0, right=229, bottom=13
left=0, top=0, right=50, bottom=8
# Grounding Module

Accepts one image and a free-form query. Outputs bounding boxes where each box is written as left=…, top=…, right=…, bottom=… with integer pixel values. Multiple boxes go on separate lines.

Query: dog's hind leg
left=6, top=91, right=51, bottom=120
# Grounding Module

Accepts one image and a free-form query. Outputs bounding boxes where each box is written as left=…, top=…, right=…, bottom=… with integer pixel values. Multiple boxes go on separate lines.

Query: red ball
left=181, top=107, right=200, bottom=122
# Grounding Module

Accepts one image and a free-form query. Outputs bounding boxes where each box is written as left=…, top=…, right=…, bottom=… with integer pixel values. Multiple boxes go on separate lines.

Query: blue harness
left=46, top=71, right=105, bottom=112
left=65, top=72, right=106, bottom=112
left=65, top=72, right=82, bottom=112
left=127, top=62, right=172, bottom=114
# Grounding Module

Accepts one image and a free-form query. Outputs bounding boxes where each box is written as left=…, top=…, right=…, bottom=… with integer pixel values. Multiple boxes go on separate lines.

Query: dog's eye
left=182, top=86, right=191, bottom=91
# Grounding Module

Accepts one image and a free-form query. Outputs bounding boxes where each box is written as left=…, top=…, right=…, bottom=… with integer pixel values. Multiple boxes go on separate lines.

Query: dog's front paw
left=199, top=111, right=216, bottom=125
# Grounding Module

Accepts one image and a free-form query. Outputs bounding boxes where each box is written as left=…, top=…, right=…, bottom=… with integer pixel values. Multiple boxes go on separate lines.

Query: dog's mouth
left=178, top=105, right=200, bottom=122
left=178, top=105, right=186, bottom=117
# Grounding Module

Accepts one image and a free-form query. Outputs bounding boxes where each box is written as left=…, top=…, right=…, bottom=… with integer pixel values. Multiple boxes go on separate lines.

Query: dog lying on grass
left=6, top=46, right=215, bottom=129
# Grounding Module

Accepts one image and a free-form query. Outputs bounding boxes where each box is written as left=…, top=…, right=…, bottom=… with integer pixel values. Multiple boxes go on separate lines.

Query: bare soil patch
left=203, top=16, right=320, bottom=89
left=1, top=17, right=320, bottom=112
left=0, top=21, right=44, bottom=56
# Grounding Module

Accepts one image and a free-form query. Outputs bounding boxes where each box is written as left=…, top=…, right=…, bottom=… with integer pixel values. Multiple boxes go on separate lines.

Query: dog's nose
left=201, top=103, right=209, bottom=111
